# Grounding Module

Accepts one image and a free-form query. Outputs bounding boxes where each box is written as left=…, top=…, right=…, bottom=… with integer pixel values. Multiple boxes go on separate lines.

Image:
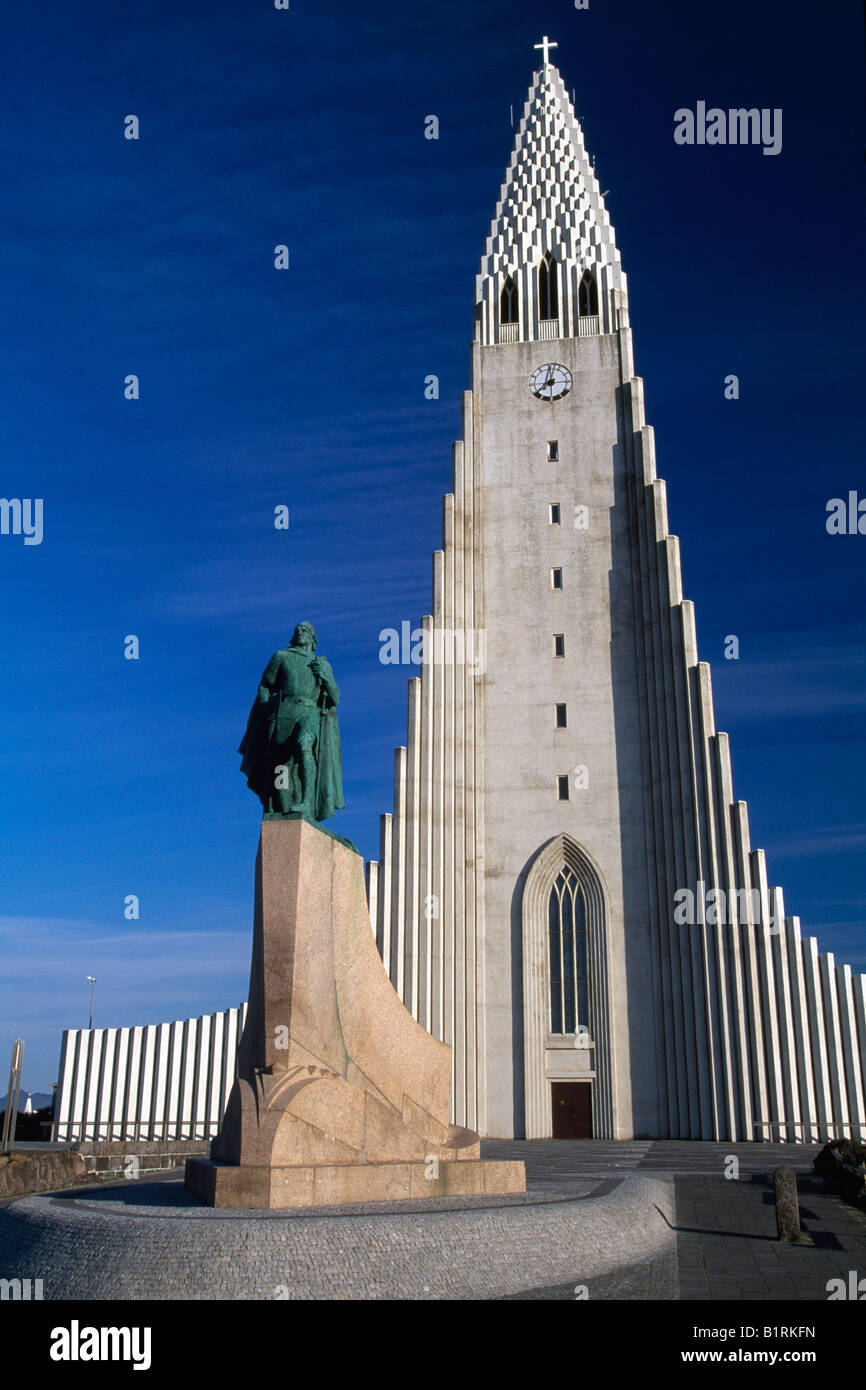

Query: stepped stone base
left=186, top=1156, right=525, bottom=1209
left=187, top=819, right=525, bottom=1209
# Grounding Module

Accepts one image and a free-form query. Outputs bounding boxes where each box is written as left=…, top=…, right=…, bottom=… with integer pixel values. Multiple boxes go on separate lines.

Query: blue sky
left=1, top=0, right=864, bottom=1090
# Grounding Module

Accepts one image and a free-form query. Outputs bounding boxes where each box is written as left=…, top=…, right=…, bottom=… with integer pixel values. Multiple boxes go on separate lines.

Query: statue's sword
left=267, top=689, right=279, bottom=738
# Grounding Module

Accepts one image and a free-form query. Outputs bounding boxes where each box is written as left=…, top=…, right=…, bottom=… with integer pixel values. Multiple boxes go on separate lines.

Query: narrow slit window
left=500, top=275, right=518, bottom=325
left=549, top=503, right=561, bottom=525
left=553, top=633, right=565, bottom=657
left=538, top=253, right=559, bottom=321
left=555, top=703, right=567, bottom=728
left=557, top=775, right=570, bottom=801
left=551, top=568, right=563, bottom=590
left=548, top=440, right=559, bottom=461
left=578, top=269, right=599, bottom=317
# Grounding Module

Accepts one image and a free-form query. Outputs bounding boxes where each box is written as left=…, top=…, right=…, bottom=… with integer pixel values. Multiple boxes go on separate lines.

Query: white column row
left=367, top=392, right=482, bottom=1131
left=624, top=339, right=866, bottom=1141
left=52, top=1004, right=247, bottom=1143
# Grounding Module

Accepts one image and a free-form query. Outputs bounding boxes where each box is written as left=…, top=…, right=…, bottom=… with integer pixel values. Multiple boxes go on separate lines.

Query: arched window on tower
left=538, top=253, right=559, bottom=321
left=548, top=869, right=588, bottom=1034
left=578, top=269, right=599, bottom=318
left=500, top=276, right=518, bottom=325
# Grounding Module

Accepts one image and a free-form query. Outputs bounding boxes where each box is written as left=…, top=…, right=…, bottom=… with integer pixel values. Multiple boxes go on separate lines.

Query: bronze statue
left=238, top=622, right=345, bottom=822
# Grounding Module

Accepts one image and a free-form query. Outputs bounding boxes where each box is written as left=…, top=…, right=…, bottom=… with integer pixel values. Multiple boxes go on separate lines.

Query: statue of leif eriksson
left=238, top=622, right=345, bottom=824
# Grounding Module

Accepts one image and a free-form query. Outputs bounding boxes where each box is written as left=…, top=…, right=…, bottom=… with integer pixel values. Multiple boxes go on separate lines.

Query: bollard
left=773, top=1167, right=801, bottom=1241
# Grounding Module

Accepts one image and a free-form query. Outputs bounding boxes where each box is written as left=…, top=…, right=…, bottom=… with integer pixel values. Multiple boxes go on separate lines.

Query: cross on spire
left=534, top=35, right=558, bottom=67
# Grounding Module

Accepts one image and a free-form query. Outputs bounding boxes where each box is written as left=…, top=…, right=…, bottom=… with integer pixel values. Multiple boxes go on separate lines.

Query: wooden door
left=551, top=1082, right=592, bottom=1138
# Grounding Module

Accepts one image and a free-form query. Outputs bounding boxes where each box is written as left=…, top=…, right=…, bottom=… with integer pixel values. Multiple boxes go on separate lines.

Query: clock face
left=529, top=362, right=573, bottom=401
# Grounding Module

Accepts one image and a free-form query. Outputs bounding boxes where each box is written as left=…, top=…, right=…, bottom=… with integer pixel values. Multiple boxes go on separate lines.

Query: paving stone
left=1, top=1140, right=862, bottom=1302
left=0, top=1162, right=677, bottom=1301
left=673, top=1160, right=866, bottom=1303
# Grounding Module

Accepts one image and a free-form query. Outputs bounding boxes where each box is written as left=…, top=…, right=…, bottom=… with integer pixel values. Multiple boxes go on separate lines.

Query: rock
left=814, top=1140, right=866, bottom=1206
left=0, top=1148, right=87, bottom=1199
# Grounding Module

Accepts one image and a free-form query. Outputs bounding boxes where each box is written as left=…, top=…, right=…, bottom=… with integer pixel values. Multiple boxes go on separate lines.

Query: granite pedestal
left=185, top=819, right=524, bottom=1207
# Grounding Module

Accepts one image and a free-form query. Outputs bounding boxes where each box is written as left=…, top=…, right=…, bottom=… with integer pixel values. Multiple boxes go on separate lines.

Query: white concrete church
left=364, top=40, right=866, bottom=1144
left=53, top=42, right=866, bottom=1149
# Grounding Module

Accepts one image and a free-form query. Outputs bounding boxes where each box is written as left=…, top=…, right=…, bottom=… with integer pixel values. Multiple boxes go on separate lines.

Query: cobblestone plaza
left=3, top=1142, right=865, bottom=1301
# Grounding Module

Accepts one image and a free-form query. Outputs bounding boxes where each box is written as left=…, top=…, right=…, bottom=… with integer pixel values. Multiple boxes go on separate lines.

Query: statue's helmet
left=292, top=621, right=317, bottom=650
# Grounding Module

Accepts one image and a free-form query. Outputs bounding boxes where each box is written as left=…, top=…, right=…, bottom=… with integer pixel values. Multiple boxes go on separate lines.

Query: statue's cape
left=313, top=706, right=344, bottom=821
left=237, top=697, right=274, bottom=805
left=238, top=685, right=345, bottom=822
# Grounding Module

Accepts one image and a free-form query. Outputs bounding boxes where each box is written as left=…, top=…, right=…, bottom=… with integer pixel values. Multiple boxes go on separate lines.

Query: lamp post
left=86, top=977, right=97, bottom=1030
left=2, top=1039, right=24, bottom=1154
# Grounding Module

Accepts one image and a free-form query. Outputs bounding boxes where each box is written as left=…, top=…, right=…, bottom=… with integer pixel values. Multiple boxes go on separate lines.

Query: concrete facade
left=53, top=1004, right=246, bottom=1142
left=367, top=59, right=866, bottom=1142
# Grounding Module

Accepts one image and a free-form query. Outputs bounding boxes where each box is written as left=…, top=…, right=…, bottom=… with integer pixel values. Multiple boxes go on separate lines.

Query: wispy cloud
left=0, top=916, right=249, bottom=1091
left=764, top=826, right=866, bottom=857
left=712, top=648, right=866, bottom=722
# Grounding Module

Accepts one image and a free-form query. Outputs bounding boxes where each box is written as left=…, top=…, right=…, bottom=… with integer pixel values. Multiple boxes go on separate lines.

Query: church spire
left=475, top=46, right=627, bottom=345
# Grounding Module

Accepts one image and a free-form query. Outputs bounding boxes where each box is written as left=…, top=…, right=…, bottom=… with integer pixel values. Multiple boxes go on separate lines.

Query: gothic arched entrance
left=521, top=834, right=615, bottom=1138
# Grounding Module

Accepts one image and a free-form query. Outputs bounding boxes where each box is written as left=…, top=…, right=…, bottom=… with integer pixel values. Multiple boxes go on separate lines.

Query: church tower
left=367, top=43, right=866, bottom=1142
